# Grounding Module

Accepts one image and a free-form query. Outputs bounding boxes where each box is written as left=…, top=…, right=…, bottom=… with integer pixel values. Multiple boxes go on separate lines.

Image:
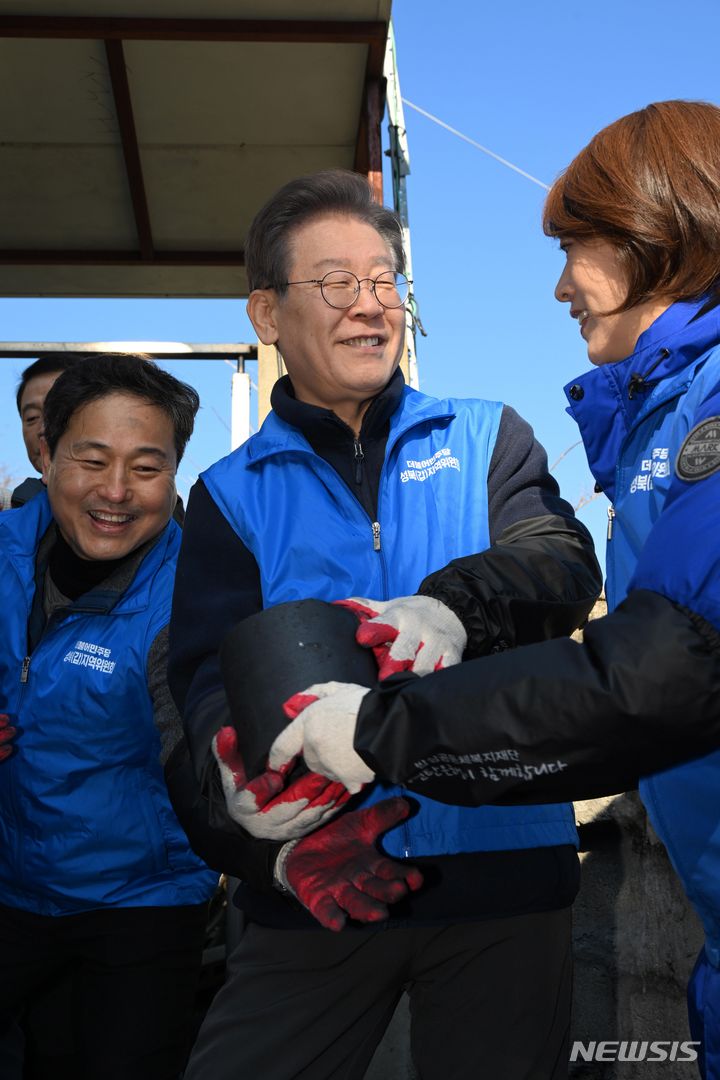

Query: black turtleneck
left=48, top=529, right=126, bottom=601
left=270, top=367, right=405, bottom=522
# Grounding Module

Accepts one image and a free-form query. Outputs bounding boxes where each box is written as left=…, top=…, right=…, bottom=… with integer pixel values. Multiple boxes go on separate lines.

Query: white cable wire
left=402, top=98, right=550, bottom=191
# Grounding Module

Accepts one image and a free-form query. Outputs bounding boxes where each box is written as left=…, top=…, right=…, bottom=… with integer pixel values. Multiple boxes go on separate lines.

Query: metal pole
left=384, top=21, right=420, bottom=389
left=231, top=364, right=251, bottom=449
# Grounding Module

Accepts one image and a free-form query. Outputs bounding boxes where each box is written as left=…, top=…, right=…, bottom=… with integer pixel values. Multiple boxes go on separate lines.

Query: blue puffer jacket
left=203, top=385, right=578, bottom=859
left=0, top=493, right=217, bottom=916
left=565, top=295, right=720, bottom=962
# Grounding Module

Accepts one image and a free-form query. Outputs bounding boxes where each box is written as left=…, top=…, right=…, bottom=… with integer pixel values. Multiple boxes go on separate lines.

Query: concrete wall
left=570, top=792, right=702, bottom=1079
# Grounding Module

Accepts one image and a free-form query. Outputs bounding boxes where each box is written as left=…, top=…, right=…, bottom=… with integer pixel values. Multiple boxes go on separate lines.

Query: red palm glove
left=212, top=726, right=351, bottom=841
left=0, top=714, right=17, bottom=763
left=280, top=797, right=423, bottom=931
left=336, top=595, right=466, bottom=679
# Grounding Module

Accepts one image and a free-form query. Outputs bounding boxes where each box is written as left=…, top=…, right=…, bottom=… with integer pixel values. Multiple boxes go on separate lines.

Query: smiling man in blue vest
left=167, top=169, right=602, bottom=1080
left=0, top=353, right=217, bottom=1080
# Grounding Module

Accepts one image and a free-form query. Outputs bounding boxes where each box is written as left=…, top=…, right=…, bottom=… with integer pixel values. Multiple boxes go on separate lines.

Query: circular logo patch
left=675, top=416, right=720, bottom=481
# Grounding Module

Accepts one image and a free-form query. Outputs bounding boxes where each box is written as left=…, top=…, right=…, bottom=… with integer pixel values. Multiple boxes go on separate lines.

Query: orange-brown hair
left=543, top=100, right=720, bottom=311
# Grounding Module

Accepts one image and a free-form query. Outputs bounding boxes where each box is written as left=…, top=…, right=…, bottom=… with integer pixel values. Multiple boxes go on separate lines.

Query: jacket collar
left=0, top=489, right=177, bottom=618
left=270, top=366, right=405, bottom=444
left=564, top=295, right=720, bottom=498
left=248, top=376, right=456, bottom=466
left=0, top=486, right=53, bottom=553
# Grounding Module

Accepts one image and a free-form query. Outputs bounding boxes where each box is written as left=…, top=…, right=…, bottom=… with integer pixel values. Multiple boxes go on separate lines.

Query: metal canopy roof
left=0, top=1, right=391, bottom=298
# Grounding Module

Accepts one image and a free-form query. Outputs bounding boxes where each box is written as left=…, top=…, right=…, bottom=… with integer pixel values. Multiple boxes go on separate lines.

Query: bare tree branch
left=549, top=440, right=583, bottom=472
left=574, top=489, right=603, bottom=512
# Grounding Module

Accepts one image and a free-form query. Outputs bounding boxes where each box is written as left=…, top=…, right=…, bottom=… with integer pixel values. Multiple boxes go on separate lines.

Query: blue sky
left=2, top=0, right=720, bottom=570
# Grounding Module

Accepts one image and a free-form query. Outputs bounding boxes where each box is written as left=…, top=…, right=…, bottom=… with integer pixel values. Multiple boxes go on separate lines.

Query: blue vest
left=203, top=386, right=578, bottom=858
left=565, top=298, right=720, bottom=961
left=0, top=493, right=216, bottom=916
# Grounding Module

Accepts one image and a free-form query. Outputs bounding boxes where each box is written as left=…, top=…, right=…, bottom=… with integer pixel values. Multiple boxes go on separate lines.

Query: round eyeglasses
left=282, top=270, right=411, bottom=309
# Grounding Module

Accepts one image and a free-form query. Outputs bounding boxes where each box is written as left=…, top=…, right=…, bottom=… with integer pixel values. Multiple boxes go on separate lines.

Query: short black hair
left=245, top=169, right=405, bottom=293
left=42, top=353, right=200, bottom=466
left=16, top=353, right=84, bottom=414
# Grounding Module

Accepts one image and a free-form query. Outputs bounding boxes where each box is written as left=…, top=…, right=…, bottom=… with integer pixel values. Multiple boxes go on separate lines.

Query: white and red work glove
left=0, top=714, right=17, bottom=762
left=336, top=595, right=466, bottom=679
left=275, top=796, right=423, bottom=931
left=212, top=726, right=351, bottom=841
left=269, top=682, right=374, bottom=793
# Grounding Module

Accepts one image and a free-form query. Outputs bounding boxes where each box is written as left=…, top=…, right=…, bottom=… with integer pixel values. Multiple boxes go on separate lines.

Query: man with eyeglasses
left=168, top=169, right=601, bottom=1080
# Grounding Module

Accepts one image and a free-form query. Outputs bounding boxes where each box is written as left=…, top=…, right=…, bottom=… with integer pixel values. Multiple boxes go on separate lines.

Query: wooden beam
left=257, top=340, right=285, bottom=425
left=355, top=78, right=383, bottom=202
left=353, top=19, right=385, bottom=201
left=365, top=79, right=384, bottom=203
left=104, top=39, right=153, bottom=261
left=0, top=342, right=257, bottom=360
left=364, top=30, right=386, bottom=82
left=354, top=107, right=369, bottom=179
left=0, top=250, right=245, bottom=266
left=0, top=16, right=388, bottom=46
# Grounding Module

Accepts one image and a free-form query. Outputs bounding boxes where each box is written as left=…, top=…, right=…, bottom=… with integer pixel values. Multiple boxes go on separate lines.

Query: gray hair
left=244, top=169, right=405, bottom=293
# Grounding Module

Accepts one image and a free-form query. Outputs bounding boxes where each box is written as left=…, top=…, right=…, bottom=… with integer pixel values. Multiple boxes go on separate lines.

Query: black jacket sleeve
left=418, top=406, right=602, bottom=655
left=166, top=479, right=283, bottom=891
left=354, top=589, right=720, bottom=806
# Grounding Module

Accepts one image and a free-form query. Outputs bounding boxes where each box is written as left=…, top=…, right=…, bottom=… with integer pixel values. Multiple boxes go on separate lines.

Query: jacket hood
left=564, top=296, right=720, bottom=500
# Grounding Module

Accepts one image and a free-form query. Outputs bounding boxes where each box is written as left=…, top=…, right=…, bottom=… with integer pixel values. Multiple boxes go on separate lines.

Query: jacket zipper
left=18, top=605, right=86, bottom=695
left=366, top=469, right=406, bottom=851
left=372, top=501, right=408, bottom=855
left=353, top=439, right=364, bottom=484
left=607, top=506, right=615, bottom=541
left=266, top=416, right=455, bottom=859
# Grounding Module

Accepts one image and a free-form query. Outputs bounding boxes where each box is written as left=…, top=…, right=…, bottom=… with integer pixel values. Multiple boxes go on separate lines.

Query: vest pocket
left=144, top=773, right=200, bottom=872
left=128, top=773, right=171, bottom=876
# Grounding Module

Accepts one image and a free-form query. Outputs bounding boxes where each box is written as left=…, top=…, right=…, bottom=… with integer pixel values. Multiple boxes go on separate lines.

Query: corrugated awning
left=0, top=0, right=391, bottom=298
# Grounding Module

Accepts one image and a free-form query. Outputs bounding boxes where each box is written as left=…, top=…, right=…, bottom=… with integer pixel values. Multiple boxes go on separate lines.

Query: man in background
left=10, top=354, right=83, bottom=508
left=5, top=353, right=185, bottom=523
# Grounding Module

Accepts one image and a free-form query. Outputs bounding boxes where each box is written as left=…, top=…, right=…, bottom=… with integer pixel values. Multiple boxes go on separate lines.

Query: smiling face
left=554, top=238, right=671, bottom=365
left=247, top=213, right=406, bottom=427
left=40, top=392, right=178, bottom=562
left=19, top=371, right=63, bottom=472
